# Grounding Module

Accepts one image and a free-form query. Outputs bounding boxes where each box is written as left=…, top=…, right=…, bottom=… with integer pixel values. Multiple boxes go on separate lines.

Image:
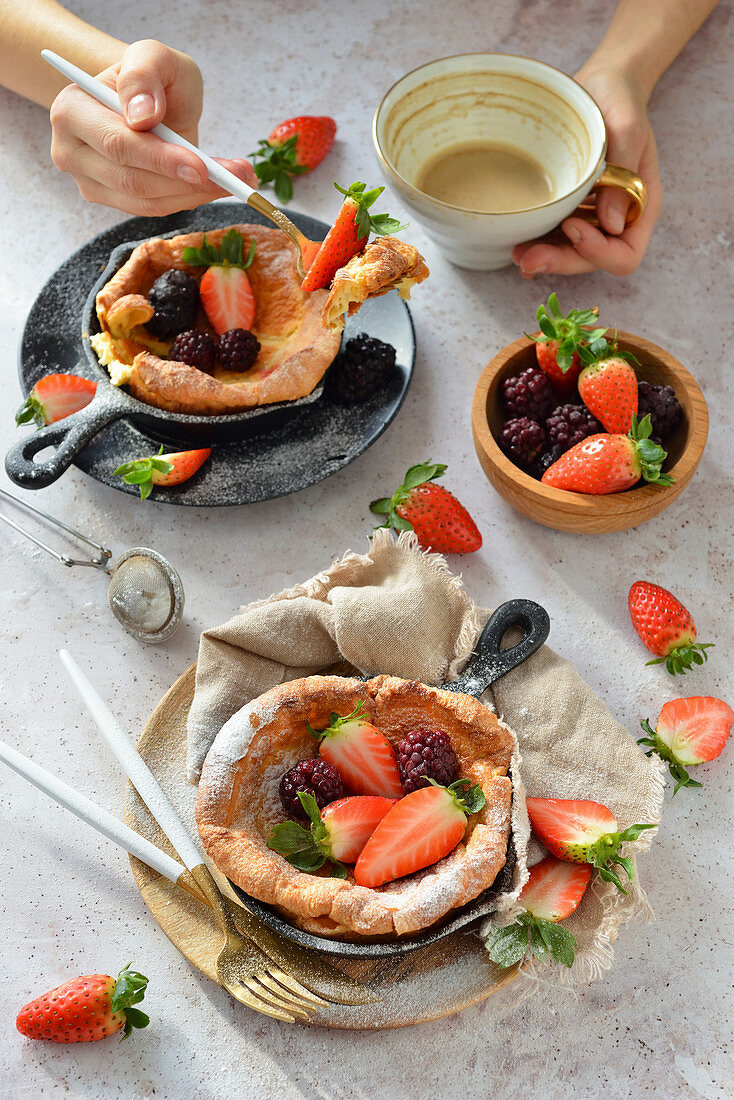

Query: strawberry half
left=251, top=116, right=336, bottom=203
left=267, top=791, right=397, bottom=876
left=628, top=580, right=714, bottom=675
left=354, top=779, right=486, bottom=888
left=301, top=181, right=407, bottom=293
left=530, top=293, right=607, bottom=393
left=484, top=856, right=591, bottom=970
left=182, top=230, right=256, bottom=334
left=308, top=702, right=404, bottom=798
left=114, top=445, right=212, bottom=500
left=370, top=461, right=482, bottom=554
left=525, top=797, right=655, bottom=894
left=639, top=696, right=733, bottom=794
left=16, top=374, right=97, bottom=428
left=16, top=964, right=149, bottom=1043
left=577, top=354, right=639, bottom=434
left=540, top=415, right=673, bottom=494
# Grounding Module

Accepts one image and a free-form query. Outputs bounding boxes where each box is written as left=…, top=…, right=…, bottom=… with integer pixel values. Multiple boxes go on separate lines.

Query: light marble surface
left=1, top=2, right=733, bottom=1097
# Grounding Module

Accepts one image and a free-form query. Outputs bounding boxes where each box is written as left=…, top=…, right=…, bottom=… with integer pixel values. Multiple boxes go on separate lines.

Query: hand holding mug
left=49, top=39, right=257, bottom=217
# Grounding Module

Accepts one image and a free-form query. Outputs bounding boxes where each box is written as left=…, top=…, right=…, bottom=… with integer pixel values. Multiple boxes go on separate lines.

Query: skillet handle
left=5, top=390, right=129, bottom=489
left=443, top=599, right=550, bottom=698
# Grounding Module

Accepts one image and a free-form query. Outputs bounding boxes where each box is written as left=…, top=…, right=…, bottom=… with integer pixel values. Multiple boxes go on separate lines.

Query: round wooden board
left=122, top=665, right=519, bottom=1030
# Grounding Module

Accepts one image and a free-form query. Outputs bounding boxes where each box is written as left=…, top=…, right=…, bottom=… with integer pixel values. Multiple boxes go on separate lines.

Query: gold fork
left=41, top=51, right=321, bottom=278
left=188, top=864, right=325, bottom=1022
left=59, top=650, right=327, bottom=1023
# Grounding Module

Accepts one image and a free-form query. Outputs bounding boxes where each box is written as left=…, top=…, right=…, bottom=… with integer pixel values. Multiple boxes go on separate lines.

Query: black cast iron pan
left=229, top=598, right=550, bottom=958
left=5, top=208, right=335, bottom=490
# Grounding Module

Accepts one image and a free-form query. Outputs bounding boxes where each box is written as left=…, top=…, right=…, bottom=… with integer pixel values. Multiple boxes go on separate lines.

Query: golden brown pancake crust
left=93, top=225, right=341, bottom=415
left=322, top=236, right=430, bottom=332
left=196, top=674, right=513, bottom=940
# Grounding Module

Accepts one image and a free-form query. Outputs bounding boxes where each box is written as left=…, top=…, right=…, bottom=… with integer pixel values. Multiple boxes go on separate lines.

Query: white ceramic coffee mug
left=373, top=53, right=647, bottom=270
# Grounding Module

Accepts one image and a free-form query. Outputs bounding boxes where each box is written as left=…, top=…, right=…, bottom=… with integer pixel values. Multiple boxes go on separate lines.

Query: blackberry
left=531, top=444, right=563, bottom=480
left=500, top=366, right=554, bottom=421
left=397, top=729, right=459, bottom=794
left=146, top=269, right=200, bottom=339
left=499, top=417, right=547, bottom=468
left=545, top=403, right=602, bottom=452
left=638, top=381, right=682, bottom=442
left=327, top=333, right=396, bottom=405
left=217, top=328, right=260, bottom=372
left=169, top=329, right=217, bottom=373
left=279, top=759, right=344, bottom=820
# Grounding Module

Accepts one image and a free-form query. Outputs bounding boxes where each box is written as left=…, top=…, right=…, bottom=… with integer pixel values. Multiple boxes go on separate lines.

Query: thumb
left=116, top=40, right=174, bottom=131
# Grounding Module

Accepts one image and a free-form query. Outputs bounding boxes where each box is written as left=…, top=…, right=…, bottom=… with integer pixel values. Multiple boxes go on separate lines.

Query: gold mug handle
left=575, top=164, right=648, bottom=227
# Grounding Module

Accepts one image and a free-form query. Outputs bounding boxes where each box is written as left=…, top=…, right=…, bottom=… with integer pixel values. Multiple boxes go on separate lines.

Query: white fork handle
left=41, top=49, right=257, bottom=205
left=0, top=738, right=186, bottom=884
left=60, top=649, right=204, bottom=872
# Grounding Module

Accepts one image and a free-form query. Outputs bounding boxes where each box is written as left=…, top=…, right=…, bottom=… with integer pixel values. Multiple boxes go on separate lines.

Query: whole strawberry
left=628, top=580, right=714, bottom=675
left=251, top=116, right=336, bottom=203
left=577, top=354, right=639, bottom=434
left=531, top=293, right=607, bottom=394
left=370, top=461, right=482, bottom=554
left=541, top=415, right=673, bottom=494
left=16, top=964, right=149, bottom=1043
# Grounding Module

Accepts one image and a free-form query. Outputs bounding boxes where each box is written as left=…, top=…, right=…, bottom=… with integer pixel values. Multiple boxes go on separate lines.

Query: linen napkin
left=187, top=529, right=664, bottom=984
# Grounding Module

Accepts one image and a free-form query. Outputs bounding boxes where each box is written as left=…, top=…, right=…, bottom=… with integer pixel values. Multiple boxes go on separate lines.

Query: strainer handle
left=5, top=388, right=129, bottom=489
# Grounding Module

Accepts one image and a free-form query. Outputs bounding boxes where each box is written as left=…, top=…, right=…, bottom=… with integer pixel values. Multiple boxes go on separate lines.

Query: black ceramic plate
left=16, top=203, right=415, bottom=506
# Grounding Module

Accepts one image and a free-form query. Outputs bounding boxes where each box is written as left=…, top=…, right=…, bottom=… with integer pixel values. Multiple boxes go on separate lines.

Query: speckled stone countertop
left=1, top=2, right=732, bottom=1097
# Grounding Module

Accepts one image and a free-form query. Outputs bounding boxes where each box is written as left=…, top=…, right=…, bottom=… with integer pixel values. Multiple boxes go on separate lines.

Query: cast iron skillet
left=5, top=208, right=337, bottom=489
left=229, top=598, right=551, bottom=958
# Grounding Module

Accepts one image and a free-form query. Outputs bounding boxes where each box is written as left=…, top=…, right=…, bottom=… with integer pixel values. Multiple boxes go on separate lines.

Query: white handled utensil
left=41, top=50, right=319, bottom=277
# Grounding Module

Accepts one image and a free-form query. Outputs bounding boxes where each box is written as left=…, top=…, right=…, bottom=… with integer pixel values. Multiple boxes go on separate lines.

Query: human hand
left=512, top=66, right=663, bottom=278
left=49, top=39, right=257, bottom=217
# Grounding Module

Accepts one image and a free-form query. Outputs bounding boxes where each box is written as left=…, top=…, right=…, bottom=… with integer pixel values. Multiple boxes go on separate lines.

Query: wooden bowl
left=472, top=331, right=708, bottom=534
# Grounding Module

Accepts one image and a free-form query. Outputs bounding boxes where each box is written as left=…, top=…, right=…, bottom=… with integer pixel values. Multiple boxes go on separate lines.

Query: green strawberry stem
left=334, top=181, right=408, bottom=240
left=629, top=414, right=674, bottom=486
left=644, top=642, right=714, bottom=676
left=267, top=792, right=348, bottom=878
left=114, top=445, right=172, bottom=502
left=182, top=229, right=256, bottom=270
left=369, top=460, right=447, bottom=534
left=638, top=719, right=703, bottom=795
left=15, top=393, right=46, bottom=428
left=582, top=822, right=656, bottom=894
left=428, top=777, right=486, bottom=815
left=250, top=135, right=309, bottom=204
left=485, top=912, right=577, bottom=969
left=111, top=963, right=150, bottom=1040
left=529, top=292, right=608, bottom=373
left=306, top=701, right=367, bottom=740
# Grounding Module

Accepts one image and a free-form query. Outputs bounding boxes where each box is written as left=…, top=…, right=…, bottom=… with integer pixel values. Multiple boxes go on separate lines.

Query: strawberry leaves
left=267, top=792, right=348, bottom=878
left=370, top=461, right=447, bottom=532
left=334, top=182, right=408, bottom=240
left=250, top=135, right=309, bottom=203
left=15, top=392, right=47, bottom=428
left=183, top=229, right=256, bottom=271
left=110, top=964, right=150, bottom=1040
left=441, top=778, right=486, bottom=815
left=485, top=913, right=577, bottom=969
left=114, top=445, right=172, bottom=501
left=583, top=822, right=656, bottom=894
left=629, top=414, right=675, bottom=486
left=638, top=718, right=703, bottom=795
left=530, top=292, right=607, bottom=373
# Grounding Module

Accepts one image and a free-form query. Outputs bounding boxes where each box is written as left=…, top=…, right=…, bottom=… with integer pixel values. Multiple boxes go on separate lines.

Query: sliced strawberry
left=519, top=856, right=591, bottom=921
left=354, top=779, right=485, bottom=888
left=525, top=797, right=655, bottom=894
left=267, top=792, right=396, bottom=875
left=182, top=229, right=256, bottom=335
left=301, top=181, right=407, bottom=292
left=308, top=702, right=404, bottom=798
left=639, top=696, right=734, bottom=794
left=16, top=374, right=97, bottom=428
left=114, top=446, right=211, bottom=500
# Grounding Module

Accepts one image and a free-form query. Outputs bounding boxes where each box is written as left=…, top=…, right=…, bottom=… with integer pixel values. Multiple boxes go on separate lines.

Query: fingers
left=115, top=39, right=181, bottom=130
left=596, top=111, right=647, bottom=236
